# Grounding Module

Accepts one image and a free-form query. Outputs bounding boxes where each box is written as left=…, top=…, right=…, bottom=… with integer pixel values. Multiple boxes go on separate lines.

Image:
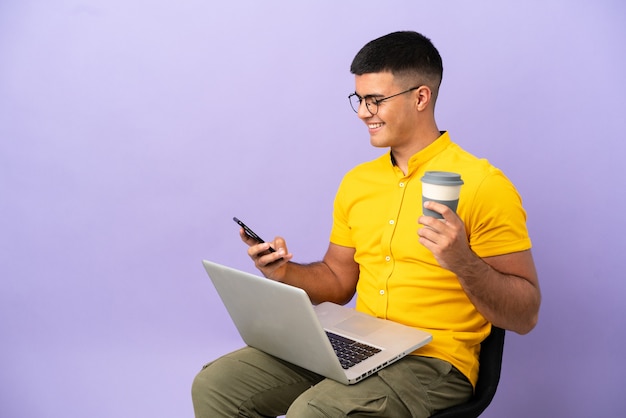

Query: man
left=192, top=31, right=541, bottom=417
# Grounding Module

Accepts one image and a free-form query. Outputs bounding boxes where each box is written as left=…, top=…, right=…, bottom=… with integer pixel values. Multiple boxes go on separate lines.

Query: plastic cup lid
left=421, top=171, right=464, bottom=186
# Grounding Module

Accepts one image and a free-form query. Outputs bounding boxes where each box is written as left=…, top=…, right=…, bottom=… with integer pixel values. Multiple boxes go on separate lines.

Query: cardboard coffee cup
left=421, top=171, right=464, bottom=219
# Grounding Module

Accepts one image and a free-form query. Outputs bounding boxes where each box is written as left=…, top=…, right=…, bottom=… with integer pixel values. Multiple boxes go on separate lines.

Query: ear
left=414, top=86, right=433, bottom=112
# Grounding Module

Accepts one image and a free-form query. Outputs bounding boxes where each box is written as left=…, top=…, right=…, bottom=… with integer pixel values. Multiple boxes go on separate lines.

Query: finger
left=417, top=225, right=440, bottom=246
left=247, top=241, right=272, bottom=258
left=239, top=228, right=261, bottom=246
left=418, top=215, right=446, bottom=235
left=424, top=201, right=458, bottom=224
left=422, top=201, right=445, bottom=218
left=259, top=250, right=291, bottom=268
left=272, top=236, right=289, bottom=254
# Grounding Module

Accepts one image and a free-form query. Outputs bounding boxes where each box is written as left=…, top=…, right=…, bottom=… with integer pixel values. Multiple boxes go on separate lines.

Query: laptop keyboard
left=326, top=331, right=382, bottom=370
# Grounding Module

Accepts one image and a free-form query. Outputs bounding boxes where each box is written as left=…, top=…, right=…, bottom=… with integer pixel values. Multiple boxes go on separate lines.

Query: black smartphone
left=233, top=217, right=276, bottom=252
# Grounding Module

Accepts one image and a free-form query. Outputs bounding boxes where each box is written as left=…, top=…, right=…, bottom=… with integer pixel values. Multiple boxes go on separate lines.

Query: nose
left=357, top=100, right=372, bottom=119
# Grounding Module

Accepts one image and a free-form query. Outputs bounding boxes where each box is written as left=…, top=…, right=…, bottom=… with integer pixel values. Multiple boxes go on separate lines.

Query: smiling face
left=353, top=71, right=439, bottom=162
left=354, top=72, right=421, bottom=148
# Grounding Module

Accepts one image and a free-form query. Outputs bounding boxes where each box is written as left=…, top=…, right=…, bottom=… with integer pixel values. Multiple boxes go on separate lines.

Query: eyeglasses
left=348, top=86, right=422, bottom=115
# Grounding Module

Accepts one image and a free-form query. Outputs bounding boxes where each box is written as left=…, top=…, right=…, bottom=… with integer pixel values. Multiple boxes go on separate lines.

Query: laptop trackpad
left=335, top=315, right=383, bottom=336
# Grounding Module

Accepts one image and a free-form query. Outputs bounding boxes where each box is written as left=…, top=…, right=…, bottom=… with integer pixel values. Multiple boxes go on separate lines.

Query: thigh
left=377, top=356, right=473, bottom=417
left=286, top=356, right=472, bottom=418
left=192, top=347, right=324, bottom=418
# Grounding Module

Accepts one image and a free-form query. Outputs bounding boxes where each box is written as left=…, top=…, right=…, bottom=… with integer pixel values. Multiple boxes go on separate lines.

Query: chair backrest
left=430, top=326, right=506, bottom=418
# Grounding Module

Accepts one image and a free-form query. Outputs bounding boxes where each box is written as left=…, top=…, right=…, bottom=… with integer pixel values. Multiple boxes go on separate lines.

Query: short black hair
left=350, top=31, right=443, bottom=94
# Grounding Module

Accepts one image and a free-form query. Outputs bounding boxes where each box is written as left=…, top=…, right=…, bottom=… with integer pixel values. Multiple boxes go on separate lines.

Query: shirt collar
left=389, top=131, right=452, bottom=172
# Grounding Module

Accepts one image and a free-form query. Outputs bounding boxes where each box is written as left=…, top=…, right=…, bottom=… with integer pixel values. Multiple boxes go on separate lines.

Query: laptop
left=202, top=260, right=432, bottom=385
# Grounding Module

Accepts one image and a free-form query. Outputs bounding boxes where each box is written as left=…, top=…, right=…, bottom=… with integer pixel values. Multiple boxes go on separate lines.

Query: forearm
left=280, top=261, right=356, bottom=305
left=246, top=237, right=358, bottom=305
left=455, top=251, right=541, bottom=334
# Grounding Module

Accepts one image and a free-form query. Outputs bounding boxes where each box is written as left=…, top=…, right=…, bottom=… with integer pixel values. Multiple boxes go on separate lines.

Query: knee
left=285, top=398, right=314, bottom=418
left=191, top=364, right=212, bottom=402
left=286, top=394, right=329, bottom=418
left=191, top=359, right=238, bottom=416
left=191, top=363, right=216, bottom=409
left=191, top=356, right=239, bottom=398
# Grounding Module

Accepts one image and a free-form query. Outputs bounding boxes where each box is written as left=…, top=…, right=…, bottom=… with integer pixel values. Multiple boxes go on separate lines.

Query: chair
left=431, top=326, right=506, bottom=418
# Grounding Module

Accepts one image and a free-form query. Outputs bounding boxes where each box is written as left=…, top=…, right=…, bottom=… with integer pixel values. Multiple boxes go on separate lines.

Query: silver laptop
left=202, top=260, right=432, bottom=385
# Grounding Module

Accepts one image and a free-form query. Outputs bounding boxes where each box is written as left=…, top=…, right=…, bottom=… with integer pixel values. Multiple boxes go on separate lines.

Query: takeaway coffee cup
left=421, top=171, right=464, bottom=219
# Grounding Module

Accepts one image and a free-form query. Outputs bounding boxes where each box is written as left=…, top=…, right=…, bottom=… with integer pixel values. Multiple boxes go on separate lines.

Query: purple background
left=1, top=1, right=625, bottom=417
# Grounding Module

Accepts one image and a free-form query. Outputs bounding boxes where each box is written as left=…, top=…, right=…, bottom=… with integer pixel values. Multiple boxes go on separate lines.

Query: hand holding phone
left=233, top=217, right=276, bottom=253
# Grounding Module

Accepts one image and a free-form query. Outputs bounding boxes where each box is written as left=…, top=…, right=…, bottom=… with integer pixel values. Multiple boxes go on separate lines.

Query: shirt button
left=399, top=182, right=405, bottom=187
left=389, top=220, right=394, bottom=225
left=385, top=256, right=391, bottom=261
left=380, top=290, right=385, bottom=295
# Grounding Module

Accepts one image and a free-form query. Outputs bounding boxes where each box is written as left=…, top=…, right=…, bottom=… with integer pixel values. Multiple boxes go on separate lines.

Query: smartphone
left=233, top=217, right=276, bottom=252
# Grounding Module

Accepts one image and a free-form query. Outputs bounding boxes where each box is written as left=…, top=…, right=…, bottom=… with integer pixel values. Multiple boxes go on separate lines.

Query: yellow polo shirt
left=330, top=132, right=531, bottom=386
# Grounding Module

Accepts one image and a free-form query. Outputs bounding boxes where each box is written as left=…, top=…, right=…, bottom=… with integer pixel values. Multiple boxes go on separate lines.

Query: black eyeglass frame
left=348, top=85, right=423, bottom=115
